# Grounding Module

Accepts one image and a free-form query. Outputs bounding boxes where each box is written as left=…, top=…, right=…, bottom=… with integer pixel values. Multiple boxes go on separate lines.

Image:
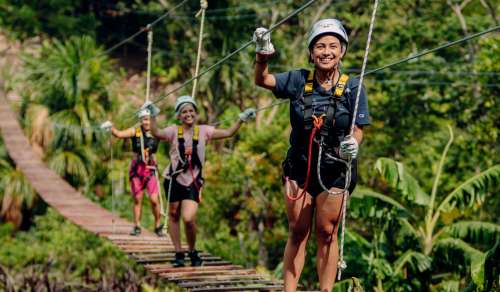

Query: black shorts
left=163, top=177, right=202, bottom=203
left=282, top=148, right=357, bottom=197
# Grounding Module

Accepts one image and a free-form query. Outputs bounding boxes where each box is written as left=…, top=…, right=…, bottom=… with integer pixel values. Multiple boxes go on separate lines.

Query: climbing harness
left=286, top=113, right=324, bottom=201
left=286, top=71, right=351, bottom=200
left=191, top=0, right=208, bottom=98
left=132, top=127, right=159, bottom=162
left=162, top=126, right=203, bottom=229
left=172, top=126, right=202, bottom=188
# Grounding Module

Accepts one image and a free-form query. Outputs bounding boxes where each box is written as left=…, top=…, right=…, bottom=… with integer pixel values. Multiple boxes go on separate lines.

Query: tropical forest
left=0, top=0, right=498, bottom=291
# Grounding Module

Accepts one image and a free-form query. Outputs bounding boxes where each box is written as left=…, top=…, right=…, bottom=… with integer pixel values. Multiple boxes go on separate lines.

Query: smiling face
left=140, top=115, right=151, bottom=131
left=310, top=34, right=345, bottom=71
left=177, top=103, right=197, bottom=126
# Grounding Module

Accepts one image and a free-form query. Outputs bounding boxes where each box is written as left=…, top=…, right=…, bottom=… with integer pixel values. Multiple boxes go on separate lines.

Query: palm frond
left=393, top=251, right=431, bottom=274
left=0, top=169, right=36, bottom=215
left=50, top=109, right=83, bottom=148
left=434, top=238, right=486, bottom=287
left=433, top=280, right=460, bottom=292
left=351, top=186, right=409, bottom=213
left=375, top=158, right=430, bottom=205
left=442, top=221, right=500, bottom=246
left=346, top=229, right=371, bottom=249
left=48, top=150, right=88, bottom=185
left=437, top=165, right=500, bottom=213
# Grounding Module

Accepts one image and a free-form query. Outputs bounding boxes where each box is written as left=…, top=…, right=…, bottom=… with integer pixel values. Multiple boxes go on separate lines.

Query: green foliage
left=0, top=209, right=172, bottom=290
left=1, top=0, right=498, bottom=290
left=0, top=138, right=36, bottom=229
left=0, top=0, right=98, bottom=39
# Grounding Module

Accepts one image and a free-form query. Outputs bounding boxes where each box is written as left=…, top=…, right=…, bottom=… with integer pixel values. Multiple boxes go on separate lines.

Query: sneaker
left=172, top=252, right=185, bottom=267
left=130, top=225, right=141, bottom=236
left=188, top=250, right=203, bottom=267
left=154, top=224, right=165, bottom=237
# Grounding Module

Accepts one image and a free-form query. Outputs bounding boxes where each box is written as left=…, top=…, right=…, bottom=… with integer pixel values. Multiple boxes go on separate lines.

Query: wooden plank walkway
left=0, top=86, right=282, bottom=291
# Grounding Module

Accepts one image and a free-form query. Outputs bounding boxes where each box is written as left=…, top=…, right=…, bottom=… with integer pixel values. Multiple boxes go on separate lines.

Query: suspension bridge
left=0, top=82, right=283, bottom=291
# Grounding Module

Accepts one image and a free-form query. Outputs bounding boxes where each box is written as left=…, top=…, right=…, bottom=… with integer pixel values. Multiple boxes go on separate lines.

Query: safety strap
left=303, top=70, right=314, bottom=130
left=177, top=126, right=200, bottom=141
left=303, top=71, right=349, bottom=134
left=176, top=126, right=200, bottom=171
left=322, top=74, right=349, bottom=138
left=136, top=127, right=146, bottom=162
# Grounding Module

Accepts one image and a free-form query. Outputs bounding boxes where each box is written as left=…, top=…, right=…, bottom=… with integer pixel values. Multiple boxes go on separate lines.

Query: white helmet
left=175, top=95, right=198, bottom=115
left=137, top=108, right=151, bottom=119
left=307, top=19, right=348, bottom=49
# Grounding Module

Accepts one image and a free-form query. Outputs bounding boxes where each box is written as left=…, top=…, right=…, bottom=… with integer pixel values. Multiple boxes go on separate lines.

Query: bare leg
left=149, top=194, right=161, bottom=228
left=315, top=189, right=345, bottom=292
left=133, top=193, right=144, bottom=226
left=283, top=179, right=314, bottom=292
left=181, top=200, right=199, bottom=251
left=168, top=201, right=182, bottom=252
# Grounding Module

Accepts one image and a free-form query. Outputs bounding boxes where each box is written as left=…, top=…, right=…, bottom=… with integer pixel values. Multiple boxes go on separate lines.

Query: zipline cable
left=50, top=25, right=499, bottom=133
left=363, top=25, right=500, bottom=76
left=149, top=0, right=320, bottom=108
left=90, top=0, right=189, bottom=62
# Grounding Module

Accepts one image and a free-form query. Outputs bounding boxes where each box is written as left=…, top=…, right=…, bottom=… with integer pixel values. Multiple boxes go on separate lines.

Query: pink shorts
left=129, top=160, right=159, bottom=198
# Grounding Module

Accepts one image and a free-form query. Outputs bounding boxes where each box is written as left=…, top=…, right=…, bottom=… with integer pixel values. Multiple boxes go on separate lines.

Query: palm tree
left=351, top=126, right=500, bottom=290
left=20, top=36, right=115, bottom=188
left=0, top=141, right=36, bottom=229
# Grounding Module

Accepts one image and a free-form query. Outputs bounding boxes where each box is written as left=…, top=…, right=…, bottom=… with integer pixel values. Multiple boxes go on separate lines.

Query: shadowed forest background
left=0, top=0, right=499, bottom=291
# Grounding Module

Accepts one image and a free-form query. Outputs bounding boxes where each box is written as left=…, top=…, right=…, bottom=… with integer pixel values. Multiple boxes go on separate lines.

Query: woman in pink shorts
left=148, top=95, right=256, bottom=267
left=101, top=108, right=163, bottom=236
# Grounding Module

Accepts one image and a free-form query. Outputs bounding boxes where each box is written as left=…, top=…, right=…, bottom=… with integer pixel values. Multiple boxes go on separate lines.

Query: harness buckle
left=312, top=114, right=325, bottom=130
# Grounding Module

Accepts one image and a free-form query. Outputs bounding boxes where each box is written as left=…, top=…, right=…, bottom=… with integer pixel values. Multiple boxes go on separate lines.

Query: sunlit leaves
left=375, top=157, right=430, bottom=205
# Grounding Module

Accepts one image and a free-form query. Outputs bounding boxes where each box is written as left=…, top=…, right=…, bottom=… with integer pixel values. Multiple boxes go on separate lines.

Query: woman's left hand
left=339, top=135, right=359, bottom=159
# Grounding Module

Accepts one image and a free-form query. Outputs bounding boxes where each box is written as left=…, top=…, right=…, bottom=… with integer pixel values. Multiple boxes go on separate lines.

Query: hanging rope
left=110, top=136, right=116, bottom=234
left=154, top=165, right=168, bottom=232
left=145, top=25, right=153, bottom=102
left=191, top=0, right=208, bottom=98
left=339, top=0, right=380, bottom=281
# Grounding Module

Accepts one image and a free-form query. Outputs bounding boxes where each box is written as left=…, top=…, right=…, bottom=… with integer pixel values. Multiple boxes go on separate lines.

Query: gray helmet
left=175, top=95, right=198, bottom=115
left=307, top=19, right=348, bottom=49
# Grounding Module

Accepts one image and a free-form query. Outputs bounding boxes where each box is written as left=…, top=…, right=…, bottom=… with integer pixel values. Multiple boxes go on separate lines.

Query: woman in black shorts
left=147, top=96, right=256, bottom=267
left=254, top=19, right=370, bottom=291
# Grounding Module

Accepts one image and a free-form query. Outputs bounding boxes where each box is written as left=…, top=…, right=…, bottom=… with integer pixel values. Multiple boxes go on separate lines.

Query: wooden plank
left=160, top=269, right=257, bottom=281
left=147, top=265, right=242, bottom=274
left=190, top=285, right=283, bottom=292
left=179, top=279, right=278, bottom=288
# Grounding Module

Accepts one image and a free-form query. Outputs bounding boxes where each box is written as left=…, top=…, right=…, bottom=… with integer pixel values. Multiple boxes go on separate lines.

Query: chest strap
left=135, top=127, right=146, bottom=162
left=321, top=74, right=350, bottom=137
left=176, top=126, right=201, bottom=171
left=303, top=71, right=349, bottom=131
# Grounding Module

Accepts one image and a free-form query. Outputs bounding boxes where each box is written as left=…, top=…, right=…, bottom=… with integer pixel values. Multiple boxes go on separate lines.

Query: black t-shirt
left=273, top=69, right=370, bottom=154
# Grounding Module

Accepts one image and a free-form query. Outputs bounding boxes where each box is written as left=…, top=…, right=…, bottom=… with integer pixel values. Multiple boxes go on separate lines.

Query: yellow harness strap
left=334, top=74, right=349, bottom=97
left=193, top=126, right=199, bottom=142
left=304, top=70, right=314, bottom=94
left=177, top=126, right=200, bottom=140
